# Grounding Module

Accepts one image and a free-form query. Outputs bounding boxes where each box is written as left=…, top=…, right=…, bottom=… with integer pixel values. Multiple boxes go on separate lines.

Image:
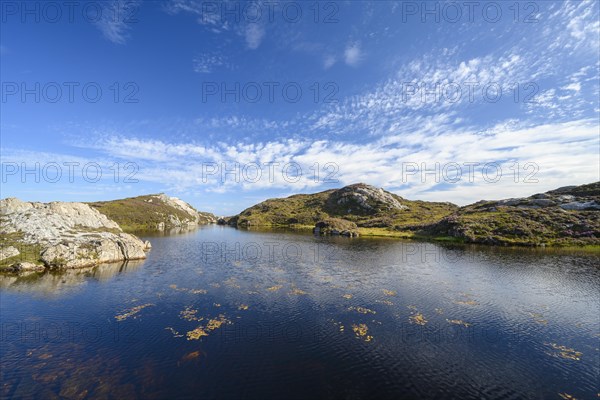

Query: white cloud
left=562, top=82, right=581, bottom=92
left=95, top=0, right=141, bottom=45
left=323, top=55, right=336, bottom=69
left=344, top=43, right=363, bottom=66
left=45, top=118, right=598, bottom=207
left=193, top=53, right=228, bottom=73
left=245, top=23, right=265, bottom=49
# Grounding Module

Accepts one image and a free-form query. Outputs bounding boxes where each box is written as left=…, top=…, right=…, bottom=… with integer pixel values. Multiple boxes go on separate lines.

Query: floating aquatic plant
left=545, top=343, right=582, bottom=361
left=446, top=319, right=471, bottom=327
left=115, top=304, right=154, bottom=321
left=348, top=306, right=376, bottom=315
left=165, top=327, right=183, bottom=338
left=289, top=288, right=307, bottom=295
left=409, top=313, right=427, bottom=326
left=352, top=324, right=373, bottom=342
left=382, top=289, right=397, bottom=296
left=266, top=285, right=283, bottom=292
left=528, top=312, right=548, bottom=325
left=186, top=315, right=231, bottom=341
left=454, top=299, right=479, bottom=306
left=558, top=393, right=577, bottom=399
left=180, top=306, right=203, bottom=322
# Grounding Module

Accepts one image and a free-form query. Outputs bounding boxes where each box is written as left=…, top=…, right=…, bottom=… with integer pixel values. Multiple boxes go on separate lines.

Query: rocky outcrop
left=326, top=183, right=408, bottom=214
left=0, top=198, right=148, bottom=271
left=89, top=194, right=216, bottom=232
left=313, top=218, right=359, bottom=237
left=428, top=182, right=600, bottom=246
left=0, top=246, right=20, bottom=261
left=231, top=183, right=457, bottom=229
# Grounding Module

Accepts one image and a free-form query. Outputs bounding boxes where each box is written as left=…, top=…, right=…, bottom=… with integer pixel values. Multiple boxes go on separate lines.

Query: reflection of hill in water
left=0, top=259, right=145, bottom=297
left=135, top=224, right=212, bottom=238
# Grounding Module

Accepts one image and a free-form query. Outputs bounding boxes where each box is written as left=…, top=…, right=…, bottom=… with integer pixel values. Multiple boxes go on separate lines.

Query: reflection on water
left=0, top=226, right=598, bottom=399
left=0, top=260, right=145, bottom=297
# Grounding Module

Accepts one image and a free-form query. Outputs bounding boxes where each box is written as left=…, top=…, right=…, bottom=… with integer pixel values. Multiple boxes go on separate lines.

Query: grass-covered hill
left=428, top=182, right=600, bottom=246
left=228, top=183, right=458, bottom=237
left=88, top=194, right=216, bottom=233
left=228, top=182, right=600, bottom=246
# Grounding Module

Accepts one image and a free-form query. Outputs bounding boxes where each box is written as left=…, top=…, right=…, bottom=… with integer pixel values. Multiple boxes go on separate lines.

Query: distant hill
left=228, top=182, right=600, bottom=246
left=89, top=194, right=217, bottom=233
left=228, top=183, right=458, bottom=235
left=428, top=182, right=600, bottom=246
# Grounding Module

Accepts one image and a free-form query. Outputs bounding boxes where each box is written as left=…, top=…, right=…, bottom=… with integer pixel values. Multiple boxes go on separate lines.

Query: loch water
left=1, top=225, right=599, bottom=399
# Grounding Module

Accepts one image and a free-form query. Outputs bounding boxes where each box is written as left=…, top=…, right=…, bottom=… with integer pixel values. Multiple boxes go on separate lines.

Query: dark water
left=1, top=225, right=599, bottom=399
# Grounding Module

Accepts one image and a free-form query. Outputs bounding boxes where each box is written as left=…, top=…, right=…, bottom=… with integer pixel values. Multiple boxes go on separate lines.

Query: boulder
left=560, top=201, right=600, bottom=211
left=0, top=246, right=20, bottom=261
left=1, top=198, right=148, bottom=270
left=314, top=218, right=359, bottom=237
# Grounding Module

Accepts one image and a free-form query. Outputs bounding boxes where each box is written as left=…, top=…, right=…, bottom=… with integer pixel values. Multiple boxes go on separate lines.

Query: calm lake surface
left=1, top=225, right=599, bottom=399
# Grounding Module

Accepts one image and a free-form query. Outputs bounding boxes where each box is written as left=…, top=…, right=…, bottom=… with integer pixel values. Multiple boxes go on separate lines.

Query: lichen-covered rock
left=1, top=198, right=148, bottom=270
left=40, top=233, right=146, bottom=269
left=7, top=262, right=45, bottom=272
left=0, top=246, right=20, bottom=261
left=327, top=183, right=408, bottom=214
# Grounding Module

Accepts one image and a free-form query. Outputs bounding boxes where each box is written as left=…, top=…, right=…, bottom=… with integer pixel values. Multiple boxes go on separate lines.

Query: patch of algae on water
left=342, top=294, right=353, bottom=299
left=352, top=324, right=373, bottom=342
left=454, top=293, right=479, bottom=306
left=454, top=299, right=479, bottom=306
left=375, top=299, right=394, bottom=306
left=187, top=315, right=231, bottom=341
left=289, top=288, right=308, bottom=295
left=165, top=327, right=184, bottom=338
left=331, top=320, right=345, bottom=332
left=382, top=289, right=397, bottom=296
left=348, top=306, right=376, bottom=315
left=558, top=393, right=577, bottom=399
left=169, top=284, right=207, bottom=294
left=238, top=304, right=249, bottom=310
left=267, top=285, right=283, bottom=292
left=409, top=313, right=428, bottom=326
left=115, top=304, right=154, bottom=321
left=545, top=343, right=583, bottom=361
left=528, top=312, right=548, bottom=325
left=223, top=278, right=241, bottom=289
left=180, top=306, right=203, bottom=322
left=446, top=319, right=471, bottom=327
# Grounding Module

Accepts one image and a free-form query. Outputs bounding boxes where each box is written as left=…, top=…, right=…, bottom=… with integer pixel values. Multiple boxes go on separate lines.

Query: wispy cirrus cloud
left=95, top=0, right=141, bottom=44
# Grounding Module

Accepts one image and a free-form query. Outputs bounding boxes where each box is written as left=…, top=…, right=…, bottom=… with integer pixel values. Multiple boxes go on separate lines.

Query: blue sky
left=1, top=0, right=599, bottom=215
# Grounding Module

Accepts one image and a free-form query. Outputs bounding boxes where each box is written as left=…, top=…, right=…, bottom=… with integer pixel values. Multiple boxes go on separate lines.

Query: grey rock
left=0, top=246, right=20, bottom=261
left=560, top=201, right=600, bottom=211
left=1, top=198, right=147, bottom=270
left=13, top=262, right=45, bottom=272
left=557, top=195, right=575, bottom=202
left=333, top=184, right=408, bottom=211
left=531, top=199, right=555, bottom=207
